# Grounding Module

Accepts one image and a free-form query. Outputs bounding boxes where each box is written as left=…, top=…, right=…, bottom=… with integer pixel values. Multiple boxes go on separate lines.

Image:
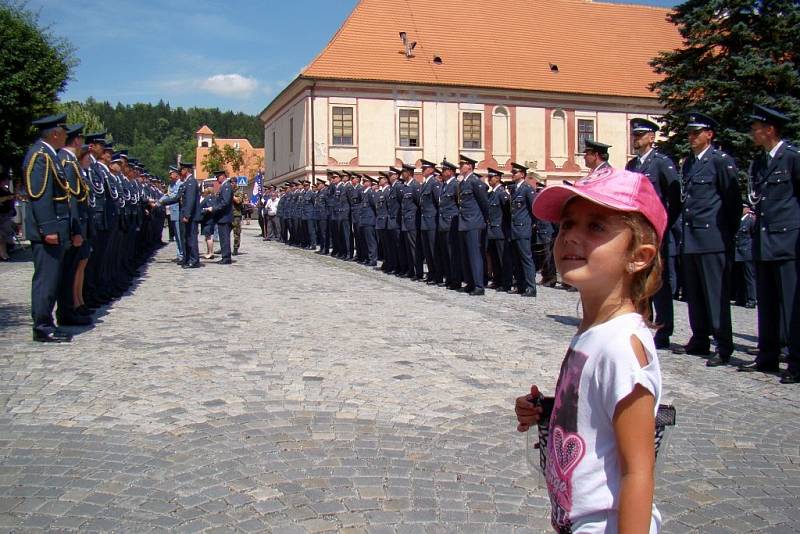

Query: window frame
left=398, top=108, right=421, bottom=148
left=461, top=111, right=482, bottom=150
left=577, top=118, right=595, bottom=153
left=331, top=106, right=355, bottom=147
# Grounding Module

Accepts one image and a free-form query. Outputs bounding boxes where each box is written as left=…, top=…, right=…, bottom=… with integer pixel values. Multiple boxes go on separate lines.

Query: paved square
left=1, top=227, right=799, bottom=532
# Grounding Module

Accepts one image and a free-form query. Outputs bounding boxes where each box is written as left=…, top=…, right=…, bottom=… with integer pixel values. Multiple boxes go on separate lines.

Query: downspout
left=310, top=81, right=317, bottom=184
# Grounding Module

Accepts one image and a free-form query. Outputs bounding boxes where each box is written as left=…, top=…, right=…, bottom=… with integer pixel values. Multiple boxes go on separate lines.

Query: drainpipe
left=310, top=81, right=316, bottom=184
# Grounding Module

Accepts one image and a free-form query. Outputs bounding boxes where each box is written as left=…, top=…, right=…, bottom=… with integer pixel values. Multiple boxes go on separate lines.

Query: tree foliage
left=222, top=144, right=245, bottom=174
left=57, top=101, right=106, bottom=134
left=201, top=144, right=225, bottom=176
left=650, top=0, right=800, bottom=165
left=0, top=0, right=77, bottom=172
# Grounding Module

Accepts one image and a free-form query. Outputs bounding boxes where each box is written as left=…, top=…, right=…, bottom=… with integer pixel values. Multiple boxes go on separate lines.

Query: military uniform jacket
left=214, top=180, right=234, bottom=224
left=313, top=188, right=328, bottom=220
left=94, top=161, right=120, bottom=227
left=375, top=187, right=389, bottom=230
left=58, top=148, right=86, bottom=238
left=400, top=180, right=421, bottom=232
left=736, top=212, right=755, bottom=262
left=23, top=140, right=73, bottom=244
left=510, top=181, right=535, bottom=241
left=276, top=196, right=285, bottom=218
left=751, top=142, right=800, bottom=261
left=349, top=184, right=362, bottom=223
left=387, top=181, right=402, bottom=230
left=534, top=219, right=554, bottom=245
left=302, top=189, right=316, bottom=219
left=180, top=175, right=202, bottom=222
left=626, top=150, right=681, bottom=256
left=457, top=174, right=489, bottom=231
left=419, top=177, right=440, bottom=231
left=233, top=187, right=247, bottom=218
left=340, top=182, right=353, bottom=219
left=360, top=188, right=377, bottom=227
left=86, top=156, right=107, bottom=231
left=679, top=148, right=741, bottom=254
left=438, top=177, right=459, bottom=230
left=487, top=185, right=510, bottom=240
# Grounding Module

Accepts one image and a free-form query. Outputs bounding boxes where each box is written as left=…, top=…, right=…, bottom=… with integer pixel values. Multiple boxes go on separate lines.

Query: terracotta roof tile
left=196, top=125, right=214, bottom=135
left=302, top=0, right=681, bottom=99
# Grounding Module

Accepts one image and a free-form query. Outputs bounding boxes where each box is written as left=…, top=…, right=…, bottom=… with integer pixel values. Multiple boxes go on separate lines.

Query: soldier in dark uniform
left=300, top=180, right=315, bottom=249
left=626, top=118, right=682, bottom=349
left=82, top=133, right=109, bottom=307
left=486, top=168, right=513, bottom=291
left=359, top=175, right=379, bottom=266
left=23, top=114, right=81, bottom=342
left=733, top=203, right=757, bottom=308
left=672, top=112, right=740, bottom=366
left=437, top=159, right=461, bottom=289
left=508, top=163, right=537, bottom=297
left=419, top=160, right=440, bottom=284
left=374, top=172, right=391, bottom=271
left=179, top=162, right=202, bottom=268
left=207, top=170, right=233, bottom=264
left=314, top=179, right=329, bottom=254
left=457, top=155, right=490, bottom=296
left=386, top=167, right=403, bottom=274
left=738, top=104, right=800, bottom=383
left=339, top=174, right=354, bottom=260
left=399, top=163, right=423, bottom=279
left=532, top=179, right=557, bottom=287
left=583, top=139, right=613, bottom=177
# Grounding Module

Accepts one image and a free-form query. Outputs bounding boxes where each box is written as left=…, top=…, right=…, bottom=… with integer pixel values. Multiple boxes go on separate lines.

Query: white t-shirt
left=546, top=313, right=662, bottom=533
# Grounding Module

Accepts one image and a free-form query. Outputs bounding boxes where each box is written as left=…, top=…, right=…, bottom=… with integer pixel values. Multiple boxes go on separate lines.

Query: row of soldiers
left=266, top=107, right=800, bottom=384
left=273, top=155, right=557, bottom=299
left=23, top=113, right=167, bottom=343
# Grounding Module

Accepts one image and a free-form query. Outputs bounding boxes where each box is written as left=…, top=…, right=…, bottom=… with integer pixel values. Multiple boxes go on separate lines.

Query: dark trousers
left=353, top=222, right=363, bottom=260
left=653, top=255, right=675, bottom=341
left=682, top=252, right=734, bottom=356
left=384, top=229, right=400, bottom=272
left=57, top=245, right=80, bottom=317
left=512, top=238, right=537, bottom=292
left=183, top=221, right=200, bottom=266
left=167, top=216, right=175, bottom=241
left=488, top=238, right=513, bottom=289
left=734, top=260, right=757, bottom=304
left=756, top=259, right=800, bottom=373
left=31, top=242, right=67, bottom=333
left=460, top=228, right=484, bottom=289
left=362, top=225, right=378, bottom=264
left=85, top=227, right=107, bottom=297
left=420, top=229, right=437, bottom=281
left=534, top=242, right=556, bottom=282
left=394, top=227, right=407, bottom=272
left=218, top=222, right=232, bottom=261
left=403, top=229, right=423, bottom=278
left=266, top=215, right=279, bottom=240
left=279, top=216, right=288, bottom=242
left=342, top=219, right=353, bottom=258
left=305, top=219, right=316, bottom=247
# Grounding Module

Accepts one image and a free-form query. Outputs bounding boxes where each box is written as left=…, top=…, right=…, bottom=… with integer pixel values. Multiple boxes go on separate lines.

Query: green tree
left=202, top=144, right=225, bottom=176
left=57, top=101, right=106, bottom=133
left=0, top=0, right=77, bottom=171
left=650, top=0, right=800, bottom=165
left=222, top=144, right=245, bottom=176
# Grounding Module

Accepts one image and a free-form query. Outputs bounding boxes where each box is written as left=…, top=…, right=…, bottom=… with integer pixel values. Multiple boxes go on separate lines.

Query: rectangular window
left=332, top=106, right=354, bottom=145
left=399, top=109, right=420, bottom=147
left=289, top=118, right=294, bottom=153
left=577, top=119, right=595, bottom=152
left=462, top=112, right=482, bottom=149
left=272, top=131, right=276, bottom=161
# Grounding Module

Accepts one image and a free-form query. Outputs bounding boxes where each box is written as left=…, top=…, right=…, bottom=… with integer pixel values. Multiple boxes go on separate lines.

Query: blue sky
left=28, top=0, right=679, bottom=116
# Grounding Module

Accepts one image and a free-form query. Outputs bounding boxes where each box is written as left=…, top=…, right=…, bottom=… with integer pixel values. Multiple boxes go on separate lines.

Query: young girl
left=515, top=168, right=668, bottom=533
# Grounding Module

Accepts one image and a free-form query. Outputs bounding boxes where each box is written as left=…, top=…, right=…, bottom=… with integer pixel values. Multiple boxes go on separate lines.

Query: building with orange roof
left=194, top=125, right=265, bottom=183
left=259, top=0, right=682, bottom=184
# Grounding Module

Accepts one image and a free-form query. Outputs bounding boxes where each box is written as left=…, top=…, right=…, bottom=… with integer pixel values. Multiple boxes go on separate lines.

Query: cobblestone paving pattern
left=1, top=227, right=799, bottom=533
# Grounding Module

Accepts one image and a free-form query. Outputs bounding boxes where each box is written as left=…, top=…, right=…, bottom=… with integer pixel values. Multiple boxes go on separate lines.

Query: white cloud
left=199, top=74, right=259, bottom=98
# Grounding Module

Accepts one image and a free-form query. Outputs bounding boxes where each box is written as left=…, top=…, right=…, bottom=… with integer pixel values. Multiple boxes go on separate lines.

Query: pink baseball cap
left=532, top=168, right=668, bottom=243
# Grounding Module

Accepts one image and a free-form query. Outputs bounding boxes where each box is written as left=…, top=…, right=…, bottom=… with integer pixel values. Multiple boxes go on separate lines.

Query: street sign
left=236, top=176, right=248, bottom=186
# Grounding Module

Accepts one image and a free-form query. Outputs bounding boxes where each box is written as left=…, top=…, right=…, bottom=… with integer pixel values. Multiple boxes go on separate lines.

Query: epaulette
left=785, top=144, right=799, bottom=155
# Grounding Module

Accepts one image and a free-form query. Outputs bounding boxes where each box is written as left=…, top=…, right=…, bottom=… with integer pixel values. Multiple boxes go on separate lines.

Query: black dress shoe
left=487, top=282, right=498, bottom=289
left=469, top=288, right=485, bottom=296
left=75, top=305, right=93, bottom=316
left=447, top=284, right=461, bottom=290
left=738, top=361, right=780, bottom=373
left=507, top=286, right=519, bottom=294
left=745, top=301, right=757, bottom=309
left=705, top=353, right=731, bottom=367
left=540, top=278, right=557, bottom=288
left=653, top=337, right=670, bottom=350
left=183, top=263, right=202, bottom=269
left=458, top=286, right=474, bottom=293
left=436, top=282, right=447, bottom=287
left=780, top=371, right=800, bottom=384
left=426, top=280, right=438, bottom=285
left=521, top=288, right=537, bottom=298
left=57, top=315, right=92, bottom=327
left=32, top=330, right=72, bottom=343
left=672, top=344, right=710, bottom=356
left=216, top=259, right=233, bottom=265
left=366, top=262, right=377, bottom=267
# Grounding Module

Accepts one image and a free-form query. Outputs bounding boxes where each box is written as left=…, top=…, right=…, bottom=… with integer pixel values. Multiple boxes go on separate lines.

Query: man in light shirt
left=265, top=191, right=280, bottom=241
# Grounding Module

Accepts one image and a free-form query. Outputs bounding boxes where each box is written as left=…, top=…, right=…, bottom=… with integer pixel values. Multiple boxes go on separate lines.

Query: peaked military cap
left=401, top=162, right=416, bottom=172
left=341, top=170, right=352, bottom=177
left=169, top=165, right=179, bottom=172
left=435, top=167, right=443, bottom=174
left=511, top=162, right=529, bottom=174
left=487, top=168, right=503, bottom=178
left=389, top=166, right=401, bottom=174
left=103, top=143, right=115, bottom=152
left=750, top=104, right=790, bottom=127
left=32, top=113, right=67, bottom=131
left=630, top=118, right=659, bottom=134
left=118, top=149, right=129, bottom=159
left=420, top=159, right=436, bottom=169
left=65, top=124, right=84, bottom=141
left=85, top=132, right=107, bottom=145
left=378, top=171, right=390, bottom=178
left=179, top=161, right=194, bottom=169
left=583, top=139, right=611, bottom=154
left=213, top=169, right=227, bottom=176
left=685, top=111, right=718, bottom=131
left=458, top=154, right=477, bottom=166
left=441, top=159, right=457, bottom=171
left=111, top=152, right=124, bottom=163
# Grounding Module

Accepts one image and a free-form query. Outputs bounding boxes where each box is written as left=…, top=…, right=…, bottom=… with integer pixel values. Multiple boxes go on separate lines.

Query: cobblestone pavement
left=1, top=226, right=799, bottom=533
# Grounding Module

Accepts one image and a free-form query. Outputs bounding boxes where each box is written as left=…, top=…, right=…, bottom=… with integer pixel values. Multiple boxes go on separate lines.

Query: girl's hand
left=515, top=385, right=543, bottom=432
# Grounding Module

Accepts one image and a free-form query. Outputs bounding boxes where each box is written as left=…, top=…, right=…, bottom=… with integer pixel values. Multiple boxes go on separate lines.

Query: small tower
left=196, top=125, right=214, bottom=148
